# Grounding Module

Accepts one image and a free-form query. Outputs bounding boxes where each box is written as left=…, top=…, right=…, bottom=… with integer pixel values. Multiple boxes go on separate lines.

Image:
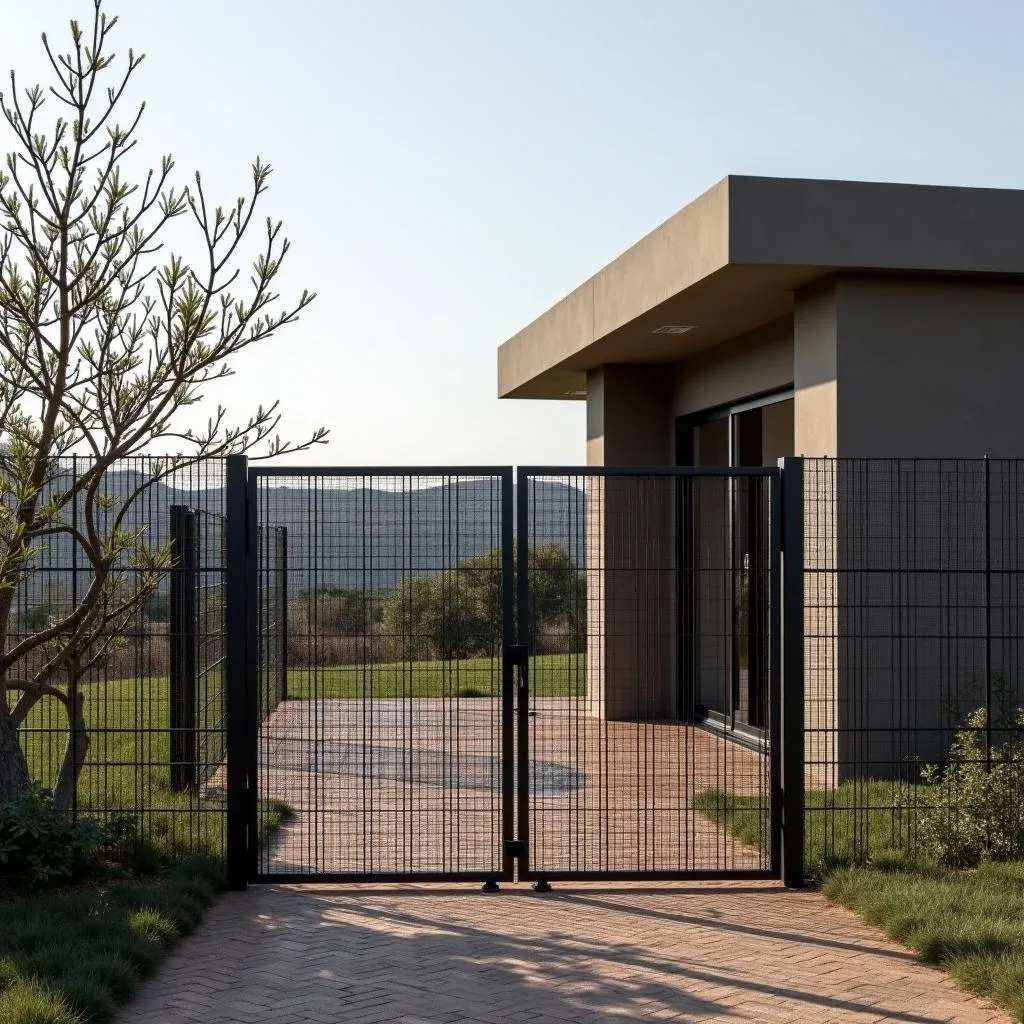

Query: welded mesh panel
left=6, top=456, right=228, bottom=864
left=522, top=470, right=775, bottom=876
left=194, top=508, right=226, bottom=787
left=803, top=458, right=1024, bottom=870
left=255, top=524, right=287, bottom=726
left=253, top=471, right=508, bottom=877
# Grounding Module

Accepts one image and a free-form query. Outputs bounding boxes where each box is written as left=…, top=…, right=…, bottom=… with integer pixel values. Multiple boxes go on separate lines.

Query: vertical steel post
left=515, top=467, right=531, bottom=879
left=768, top=469, right=783, bottom=876
left=500, top=469, right=515, bottom=882
left=169, top=505, right=198, bottom=792
left=781, top=457, right=805, bottom=888
left=224, top=455, right=250, bottom=890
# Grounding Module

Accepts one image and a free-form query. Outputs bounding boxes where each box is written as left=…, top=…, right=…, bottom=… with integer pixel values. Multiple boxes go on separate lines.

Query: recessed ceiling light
left=653, top=325, right=695, bottom=335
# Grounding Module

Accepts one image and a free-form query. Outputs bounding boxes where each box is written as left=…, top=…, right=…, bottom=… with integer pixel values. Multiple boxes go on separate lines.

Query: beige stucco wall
left=837, top=277, right=1024, bottom=456
left=585, top=366, right=675, bottom=719
left=795, top=275, right=1024, bottom=781
left=580, top=276, right=1024, bottom=778
left=672, top=318, right=793, bottom=419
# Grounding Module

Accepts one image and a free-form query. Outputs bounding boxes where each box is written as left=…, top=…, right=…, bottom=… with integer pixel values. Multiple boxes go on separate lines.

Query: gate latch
left=504, top=645, right=528, bottom=667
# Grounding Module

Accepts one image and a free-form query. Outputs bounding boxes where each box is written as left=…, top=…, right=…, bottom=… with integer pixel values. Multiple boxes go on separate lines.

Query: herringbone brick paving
left=246, top=699, right=767, bottom=877
left=117, top=881, right=1009, bottom=1023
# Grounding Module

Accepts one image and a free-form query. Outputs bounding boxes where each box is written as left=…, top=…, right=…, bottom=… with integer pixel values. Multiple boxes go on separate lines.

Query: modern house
left=498, top=175, right=1024, bottom=772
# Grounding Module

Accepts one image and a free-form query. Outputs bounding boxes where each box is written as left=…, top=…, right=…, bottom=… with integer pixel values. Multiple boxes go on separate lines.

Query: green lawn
left=285, top=652, right=586, bottom=699
left=14, top=677, right=289, bottom=866
left=695, top=779, right=920, bottom=879
left=697, top=784, right=1024, bottom=1020
left=824, top=862, right=1024, bottom=1021
left=0, top=856, right=223, bottom=1024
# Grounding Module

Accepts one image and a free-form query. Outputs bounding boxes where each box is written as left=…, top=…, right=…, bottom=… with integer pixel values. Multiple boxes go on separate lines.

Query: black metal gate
left=514, top=467, right=781, bottom=884
left=226, top=459, right=781, bottom=886
left=240, top=465, right=515, bottom=883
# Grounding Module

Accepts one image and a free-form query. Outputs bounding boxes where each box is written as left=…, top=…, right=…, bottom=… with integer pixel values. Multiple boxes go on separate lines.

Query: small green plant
left=457, top=686, right=488, bottom=698
left=917, top=703, right=1024, bottom=868
left=0, top=856, right=223, bottom=1023
left=0, top=784, right=129, bottom=889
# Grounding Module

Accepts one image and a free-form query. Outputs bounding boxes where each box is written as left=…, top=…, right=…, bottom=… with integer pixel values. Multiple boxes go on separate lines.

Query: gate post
left=225, top=455, right=251, bottom=890
left=515, top=467, right=531, bottom=881
left=781, top=457, right=805, bottom=888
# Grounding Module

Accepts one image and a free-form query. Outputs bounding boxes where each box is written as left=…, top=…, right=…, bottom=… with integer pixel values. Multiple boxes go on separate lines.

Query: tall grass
left=0, top=856, right=224, bottom=1024
left=694, top=780, right=920, bottom=879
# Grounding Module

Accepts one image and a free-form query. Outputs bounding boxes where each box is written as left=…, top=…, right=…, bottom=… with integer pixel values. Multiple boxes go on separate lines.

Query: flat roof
left=497, top=175, right=1024, bottom=399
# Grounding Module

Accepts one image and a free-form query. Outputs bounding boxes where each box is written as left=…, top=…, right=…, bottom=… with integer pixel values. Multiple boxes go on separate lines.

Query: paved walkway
left=241, top=699, right=767, bottom=877
left=117, top=881, right=1008, bottom=1024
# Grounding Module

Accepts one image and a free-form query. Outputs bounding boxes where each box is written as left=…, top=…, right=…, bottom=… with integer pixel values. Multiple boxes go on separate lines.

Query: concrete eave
left=497, top=174, right=1024, bottom=400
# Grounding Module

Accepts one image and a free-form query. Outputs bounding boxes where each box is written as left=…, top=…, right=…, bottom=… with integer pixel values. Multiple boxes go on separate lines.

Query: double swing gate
left=224, top=460, right=783, bottom=887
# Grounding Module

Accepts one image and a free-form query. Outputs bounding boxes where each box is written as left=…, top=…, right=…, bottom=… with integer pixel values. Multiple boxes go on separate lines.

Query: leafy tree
left=523, top=542, right=586, bottom=635
left=0, top=3, right=326, bottom=806
left=382, top=571, right=491, bottom=661
left=381, top=544, right=585, bottom=661
left=292, top=587, right=380, bottom=638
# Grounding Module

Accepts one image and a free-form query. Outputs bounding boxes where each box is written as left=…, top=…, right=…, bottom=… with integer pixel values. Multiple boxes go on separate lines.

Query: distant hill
left=25, top=470, right=588, bottom=598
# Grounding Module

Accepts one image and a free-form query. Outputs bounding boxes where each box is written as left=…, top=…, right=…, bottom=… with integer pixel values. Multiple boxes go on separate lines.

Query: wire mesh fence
left=802, top=458, right=1024, bottom=871
left=8, top=452, right=1024, bottom=885
left=4, top=455, right=228, bottom=863
left=169, top=505, right=228, bottom=795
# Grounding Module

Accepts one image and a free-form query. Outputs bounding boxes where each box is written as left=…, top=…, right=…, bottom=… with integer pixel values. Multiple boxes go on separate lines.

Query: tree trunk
left=52, top=687, right=89, bottom=812
left=0, top=703, right=30, bottom=804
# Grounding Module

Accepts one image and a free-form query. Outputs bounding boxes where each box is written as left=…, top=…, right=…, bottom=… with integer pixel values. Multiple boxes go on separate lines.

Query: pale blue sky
left=3, top=1, right=1024, bottom=465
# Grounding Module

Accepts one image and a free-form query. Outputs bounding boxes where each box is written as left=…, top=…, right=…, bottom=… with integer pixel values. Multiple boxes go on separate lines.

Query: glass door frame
left=675, top=387, right=792, bottom=748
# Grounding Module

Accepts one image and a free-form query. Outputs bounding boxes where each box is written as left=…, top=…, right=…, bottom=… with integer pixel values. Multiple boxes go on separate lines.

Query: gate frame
left=225, top=459, right=795, bottom=889
left=513, top=464, right=784, bottom=884
left=228, top=461, right=518, bottom=886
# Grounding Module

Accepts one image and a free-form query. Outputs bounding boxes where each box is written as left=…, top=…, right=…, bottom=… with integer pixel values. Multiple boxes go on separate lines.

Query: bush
left=0, top=856, right=223, bottom=1024
left=917, top=704, right=1024, bottom=868
left=380, top=543, right=586, bottom=662
left=0, top=784, right=132, bottom=889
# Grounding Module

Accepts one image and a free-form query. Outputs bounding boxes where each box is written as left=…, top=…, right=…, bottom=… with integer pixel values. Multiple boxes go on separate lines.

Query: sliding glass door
left=678, top=393, right=792, bottom=743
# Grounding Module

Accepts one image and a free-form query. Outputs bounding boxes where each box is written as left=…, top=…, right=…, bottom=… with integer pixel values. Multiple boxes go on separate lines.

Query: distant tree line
left=287, top=544, right=585, bottom=664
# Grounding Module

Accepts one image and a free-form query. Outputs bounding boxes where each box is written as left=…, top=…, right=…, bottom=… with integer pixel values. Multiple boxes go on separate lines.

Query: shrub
left=917, top=704, right=1024, bottom=868
left=0, top=784, right=131, bottom=889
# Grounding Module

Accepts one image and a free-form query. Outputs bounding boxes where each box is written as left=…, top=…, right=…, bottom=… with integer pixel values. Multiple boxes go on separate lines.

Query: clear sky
left=3, top=1, right=1023, bottom=466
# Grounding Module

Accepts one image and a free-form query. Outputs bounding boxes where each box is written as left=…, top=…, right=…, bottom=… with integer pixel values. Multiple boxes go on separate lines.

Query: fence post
left=169, top=505, right=198, bottom=793
left=224, top=455, right=250, bottom=890
left=781, top=457, right=805, bottom=889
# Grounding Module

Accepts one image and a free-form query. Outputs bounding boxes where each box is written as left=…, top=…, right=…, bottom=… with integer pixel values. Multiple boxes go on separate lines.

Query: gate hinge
left=504, top=840, right=525, bottom=859
left=504, top=645, right=528, bottom=667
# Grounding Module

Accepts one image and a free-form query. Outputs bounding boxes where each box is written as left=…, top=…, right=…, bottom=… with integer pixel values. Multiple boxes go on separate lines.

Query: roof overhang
left=497, top=175, right=1024, bottom=399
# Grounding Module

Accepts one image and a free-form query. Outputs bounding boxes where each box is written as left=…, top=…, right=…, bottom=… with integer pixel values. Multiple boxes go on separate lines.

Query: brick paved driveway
left=117, top=881, right=1008, bottom=1024
left=247, top=698, right=768, bottom=877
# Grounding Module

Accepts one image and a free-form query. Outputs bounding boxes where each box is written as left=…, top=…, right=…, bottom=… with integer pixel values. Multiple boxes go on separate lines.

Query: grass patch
left=694, top=780, right=920, bottom=880
left=0, top=855, right=223, bottom=1024
left=285, top=652, right=586, bottom=699
left=823, top=861, right=1024, bottom=1021
left=15, top=677, right=291, bottom=869
left=697, top=783, right=1024, bottom=1019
